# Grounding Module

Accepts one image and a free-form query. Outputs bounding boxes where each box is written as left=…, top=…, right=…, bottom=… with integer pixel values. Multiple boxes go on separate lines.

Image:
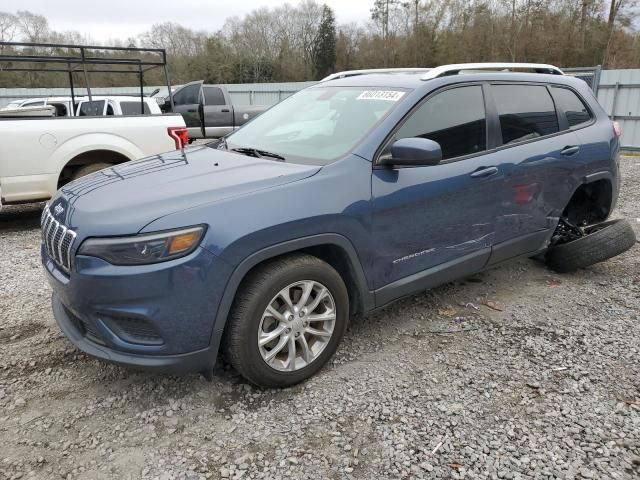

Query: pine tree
left=313, top=5, right=337, bottom=80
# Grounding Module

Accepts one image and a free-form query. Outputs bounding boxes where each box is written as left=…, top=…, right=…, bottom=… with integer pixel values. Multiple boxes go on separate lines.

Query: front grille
left=41, top=207, right=77, bottom=273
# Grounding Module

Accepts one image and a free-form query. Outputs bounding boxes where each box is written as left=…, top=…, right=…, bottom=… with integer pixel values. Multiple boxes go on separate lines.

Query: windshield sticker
left=357, top=90, right=405, bottom=102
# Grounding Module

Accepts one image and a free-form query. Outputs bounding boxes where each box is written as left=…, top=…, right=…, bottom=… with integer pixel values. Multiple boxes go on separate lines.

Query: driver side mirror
left=380, top=137, right=443, bottom=167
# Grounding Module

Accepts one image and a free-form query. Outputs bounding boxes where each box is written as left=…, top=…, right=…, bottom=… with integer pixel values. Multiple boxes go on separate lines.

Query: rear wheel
left=223, top=254, right=349, bottom=387
left=545, top=219, right=636, bottom=273
left=70, top=162, right=113, bottom=181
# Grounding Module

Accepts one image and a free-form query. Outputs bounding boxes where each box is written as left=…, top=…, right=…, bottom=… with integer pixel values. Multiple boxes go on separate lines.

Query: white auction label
left=357, top=90, right=406, bottom=101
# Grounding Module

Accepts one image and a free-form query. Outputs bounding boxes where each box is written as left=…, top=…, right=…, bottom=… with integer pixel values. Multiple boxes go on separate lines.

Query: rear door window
left=392, top=85, right=487, bottom=160
left=204, top=87, right=226, bottom=106
left=78, top=100, right=106, bottom=116
left=120, top=101, right=151, bottom=115
left=549, top=87, right=592, bottom=128
left=492, top=85, right=559, bottom=145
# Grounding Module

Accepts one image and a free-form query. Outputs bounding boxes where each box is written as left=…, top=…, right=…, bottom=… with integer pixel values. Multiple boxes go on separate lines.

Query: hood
left=53, top=146, right=320, bottom=236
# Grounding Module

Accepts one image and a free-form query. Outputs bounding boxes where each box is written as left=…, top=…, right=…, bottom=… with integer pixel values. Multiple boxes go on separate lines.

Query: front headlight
left=78, top=226, right=206, bottom=266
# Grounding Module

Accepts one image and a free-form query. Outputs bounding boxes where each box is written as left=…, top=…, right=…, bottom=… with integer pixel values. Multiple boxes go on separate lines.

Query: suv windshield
left=222, top=86, right=409, bottom=165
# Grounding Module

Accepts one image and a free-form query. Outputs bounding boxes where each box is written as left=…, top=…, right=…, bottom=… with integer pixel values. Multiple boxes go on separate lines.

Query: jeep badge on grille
left=54, top=204, right=64, bottom=216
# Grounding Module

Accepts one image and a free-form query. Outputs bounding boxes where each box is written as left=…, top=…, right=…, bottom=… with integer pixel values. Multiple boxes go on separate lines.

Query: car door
left=483, top=83, right=583, bottom=265
left=202, top=86, right=234, bottom=137
left=171, top=80, right=204, bottom=137
left=371, top=84, right=500, bottom=295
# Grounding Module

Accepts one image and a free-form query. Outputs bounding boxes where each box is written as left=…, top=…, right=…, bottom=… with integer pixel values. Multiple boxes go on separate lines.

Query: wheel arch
left=562, top=171, right=614, bottom=225
left=209, top=234, right=374, bottom=352
left=58, top=149, right=132, bottom=188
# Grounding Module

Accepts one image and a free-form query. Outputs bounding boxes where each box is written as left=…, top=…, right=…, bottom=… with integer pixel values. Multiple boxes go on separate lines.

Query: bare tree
left=0, top=11, right=18, bottom=44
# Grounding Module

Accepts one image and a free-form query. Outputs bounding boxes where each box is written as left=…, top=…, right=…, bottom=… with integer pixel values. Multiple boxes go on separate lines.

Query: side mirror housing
left=380, top=137, right=443, bottom=167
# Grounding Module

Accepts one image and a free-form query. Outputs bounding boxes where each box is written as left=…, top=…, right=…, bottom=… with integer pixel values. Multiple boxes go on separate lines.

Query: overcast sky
left=18, top=0, right=373, bottom=43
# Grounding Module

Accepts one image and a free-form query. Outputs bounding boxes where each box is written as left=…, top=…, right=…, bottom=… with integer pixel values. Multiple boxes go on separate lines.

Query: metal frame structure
left=0, top=41, right=174, bottom=114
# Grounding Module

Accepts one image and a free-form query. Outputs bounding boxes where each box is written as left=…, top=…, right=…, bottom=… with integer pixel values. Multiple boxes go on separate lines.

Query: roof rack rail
left=420, top=62, right=564, bottom=80
left=320, top=63, right=564, bottom=83
left=321, top=68, right=431, bottom=82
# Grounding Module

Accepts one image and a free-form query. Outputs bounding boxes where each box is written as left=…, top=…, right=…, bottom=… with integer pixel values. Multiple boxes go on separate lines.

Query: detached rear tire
left=545, top=219, right=636, bottom=273
left=223, top=254, right=349, bottom=388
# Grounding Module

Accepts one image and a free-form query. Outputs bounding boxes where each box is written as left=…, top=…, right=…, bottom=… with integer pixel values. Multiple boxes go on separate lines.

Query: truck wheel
left=545, top=219, right=636, bottom=273
left=71, top=163, right=113, bottom=181
left=223, top=254, right=349, bottom=387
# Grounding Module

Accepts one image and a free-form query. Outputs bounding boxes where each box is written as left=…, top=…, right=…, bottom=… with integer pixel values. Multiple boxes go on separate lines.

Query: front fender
left=207, top=233, right=374, bottom=352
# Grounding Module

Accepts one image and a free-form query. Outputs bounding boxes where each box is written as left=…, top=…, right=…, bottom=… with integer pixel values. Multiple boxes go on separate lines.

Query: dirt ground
left=1, top=158, right=639, bottom=480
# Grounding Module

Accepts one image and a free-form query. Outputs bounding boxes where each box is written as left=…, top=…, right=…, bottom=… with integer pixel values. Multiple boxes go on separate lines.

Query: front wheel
left=223, top=254, right=349, bottom=387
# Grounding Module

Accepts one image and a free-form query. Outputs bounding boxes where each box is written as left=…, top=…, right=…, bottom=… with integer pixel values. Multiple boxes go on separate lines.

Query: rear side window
left=204, top=87, right=226, bottom=106
left=120, top=101, right=151, bottom=115
left=78, top=100, right=105, bottom=116
left=492, top=85, right=559, bottom=144
left=550, top=87, right=592, bottom=128
left=394, top=85, right=487, bottom=160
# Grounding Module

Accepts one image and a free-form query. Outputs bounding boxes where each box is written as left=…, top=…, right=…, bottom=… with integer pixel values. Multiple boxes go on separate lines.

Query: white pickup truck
left=0, top=113, right=187, bottom=207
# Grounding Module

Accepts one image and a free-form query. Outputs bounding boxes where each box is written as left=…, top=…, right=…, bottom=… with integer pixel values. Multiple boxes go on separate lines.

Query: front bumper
left=52, top=294, right=214, bottom=372
left=44, top=245, right=233, bottom=373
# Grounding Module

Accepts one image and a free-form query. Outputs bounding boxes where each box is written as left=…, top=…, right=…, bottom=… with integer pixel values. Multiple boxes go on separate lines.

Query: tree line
left=0, top=0, right=638, bottom=89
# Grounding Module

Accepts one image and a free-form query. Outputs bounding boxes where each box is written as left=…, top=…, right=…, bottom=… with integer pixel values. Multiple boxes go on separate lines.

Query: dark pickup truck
left=161, top=81, right=266, bottom=139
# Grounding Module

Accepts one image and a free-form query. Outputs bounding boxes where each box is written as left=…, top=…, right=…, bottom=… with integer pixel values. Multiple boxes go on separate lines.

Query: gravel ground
left=1, top=159, right=639, bottom=480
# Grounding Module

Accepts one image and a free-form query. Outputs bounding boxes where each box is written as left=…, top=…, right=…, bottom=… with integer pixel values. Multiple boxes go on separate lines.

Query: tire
left=71, top=163, right=113, bottom=181
left=545, top=219, right=636, bottom=273
left=223, top=254, right=349, bottom=387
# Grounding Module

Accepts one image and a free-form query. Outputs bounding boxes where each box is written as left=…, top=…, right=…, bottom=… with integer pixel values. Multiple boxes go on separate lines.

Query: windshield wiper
left=231, top=147, right=286, bottom=162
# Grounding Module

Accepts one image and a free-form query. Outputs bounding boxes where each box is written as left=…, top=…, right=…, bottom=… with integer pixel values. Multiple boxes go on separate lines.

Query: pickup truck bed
left=0, top=114, right=186, bottom=206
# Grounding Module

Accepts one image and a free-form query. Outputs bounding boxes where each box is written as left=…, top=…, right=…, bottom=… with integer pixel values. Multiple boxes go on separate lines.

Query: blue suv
left=42, top=63, right=636, bottom=387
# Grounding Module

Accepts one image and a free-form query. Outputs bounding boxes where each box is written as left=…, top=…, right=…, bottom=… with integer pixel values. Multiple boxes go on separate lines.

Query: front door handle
left=470, top=166, right=498, bottom=178
left=187, top=108, right=197, bottom=113
left=561, top=145, right=580, bottom=156
left=221, top=108, right=230, bottom=113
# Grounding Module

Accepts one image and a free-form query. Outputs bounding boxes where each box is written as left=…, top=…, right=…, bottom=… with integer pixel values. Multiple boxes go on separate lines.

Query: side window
left=204, top=87, right=226, bottom=106
left=173, top=84, right=200, bottom=106
left=120, top=101, right=151, bottom=115
left=393, top=85, right=486, bottom=160
left=51, top=103, right=68, bottom=117
left=492, top=84, right=559, bottom=144
left=78, top=100, right=106, bottom=116
left=550, top=87, right=592, bottom=128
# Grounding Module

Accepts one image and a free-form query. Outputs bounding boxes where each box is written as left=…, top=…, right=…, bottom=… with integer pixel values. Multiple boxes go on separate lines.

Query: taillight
left=168, top=127, right=189, bottom=149
left=613, top=121, right=622, bottom=138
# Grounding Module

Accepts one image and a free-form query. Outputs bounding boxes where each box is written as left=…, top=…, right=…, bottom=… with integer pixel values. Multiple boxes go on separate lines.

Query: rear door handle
left=470, top=166, right=498, bottom=178
left=221, top=108, right=230, bottom=113
left=561, top=145, right=580, bottom=156
left=187, top=108, right=196, bottom=113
